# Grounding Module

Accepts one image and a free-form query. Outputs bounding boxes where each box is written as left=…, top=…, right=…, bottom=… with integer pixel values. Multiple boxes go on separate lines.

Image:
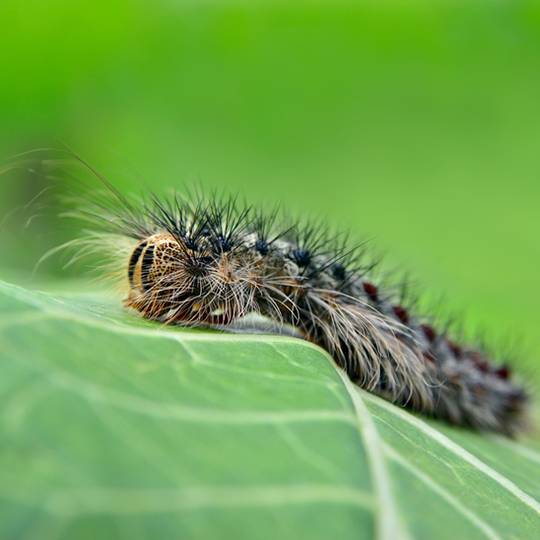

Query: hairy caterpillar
left=65, top=173, right=529, bottom=437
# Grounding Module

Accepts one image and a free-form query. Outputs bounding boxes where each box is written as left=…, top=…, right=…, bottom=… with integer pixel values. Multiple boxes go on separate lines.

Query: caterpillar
left=65, top=172, right=529, bottom=437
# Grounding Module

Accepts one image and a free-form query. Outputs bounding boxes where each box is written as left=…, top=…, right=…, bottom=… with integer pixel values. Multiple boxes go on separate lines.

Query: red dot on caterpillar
left=392, top=305, right=410, bottom=325
left=362, top=281, right=379, bottom=302
left=420, top=324, right=437, bottom=343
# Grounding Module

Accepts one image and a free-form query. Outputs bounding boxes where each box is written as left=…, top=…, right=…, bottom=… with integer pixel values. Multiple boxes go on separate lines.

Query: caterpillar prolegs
left=76, top=185, right=529, bottom=436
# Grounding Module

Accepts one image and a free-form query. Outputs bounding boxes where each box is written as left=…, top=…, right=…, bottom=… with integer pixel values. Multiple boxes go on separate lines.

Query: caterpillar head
left=126, top=232, right=257, bottom=325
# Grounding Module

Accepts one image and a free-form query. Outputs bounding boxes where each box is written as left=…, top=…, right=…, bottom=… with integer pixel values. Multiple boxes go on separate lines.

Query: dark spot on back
left=495, top=365, right=511, bottom=380
left=476, top=360, right=490, bottom=373
left=213, top=235, right=232, bottom=253
left=420, top=324, right=437, bottom=343
left=362, top=281, right=378, bottom=302
left=446, top=339, right=463, bottom=359
left=468, top=351, right=490, bottom=372
left=255, top=239, right=269, bottom=256
left=292, top=248, right=311, bottom=267
left=392, top=305, right=409, bottom=324
left=332, top=263, right=346, bottom=280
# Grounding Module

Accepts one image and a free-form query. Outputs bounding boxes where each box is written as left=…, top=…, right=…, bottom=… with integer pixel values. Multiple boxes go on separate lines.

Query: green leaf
left=0, top=279, right=539, bottom=540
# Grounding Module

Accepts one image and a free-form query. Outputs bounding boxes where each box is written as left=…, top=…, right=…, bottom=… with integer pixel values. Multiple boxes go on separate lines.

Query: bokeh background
left=1, top=1, right=539, bottom=380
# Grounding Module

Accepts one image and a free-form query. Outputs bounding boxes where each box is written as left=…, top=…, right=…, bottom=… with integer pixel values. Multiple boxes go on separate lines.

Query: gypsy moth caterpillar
left=59, top=171, right=529, bottom=438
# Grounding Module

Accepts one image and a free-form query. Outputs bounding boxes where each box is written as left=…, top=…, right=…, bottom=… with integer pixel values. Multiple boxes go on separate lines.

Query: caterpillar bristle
left=48, top=162, right=531, bottom=437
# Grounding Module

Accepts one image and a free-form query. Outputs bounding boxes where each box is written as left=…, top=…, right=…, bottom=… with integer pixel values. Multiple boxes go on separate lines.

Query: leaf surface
left=0, top=280, right=538, bottom=540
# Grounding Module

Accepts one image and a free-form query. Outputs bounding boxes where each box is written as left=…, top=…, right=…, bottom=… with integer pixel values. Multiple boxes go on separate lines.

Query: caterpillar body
left=75, top=184, right=528, bottom=436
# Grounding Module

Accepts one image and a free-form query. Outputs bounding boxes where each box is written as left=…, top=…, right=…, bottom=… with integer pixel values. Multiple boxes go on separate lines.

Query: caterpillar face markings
left=75, top=186, right=529, bottom=436
left=127, top=240, right=147, bottom=286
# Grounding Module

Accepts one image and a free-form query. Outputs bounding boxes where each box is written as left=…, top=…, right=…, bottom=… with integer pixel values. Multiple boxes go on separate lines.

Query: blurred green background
left=0, top=1, right=539, bottom=377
